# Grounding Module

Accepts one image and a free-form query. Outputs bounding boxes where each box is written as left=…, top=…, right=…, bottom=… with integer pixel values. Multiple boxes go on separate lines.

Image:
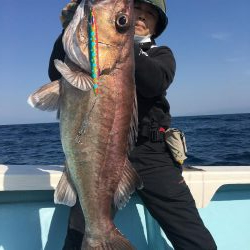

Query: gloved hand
left=60, top=0, right=80, bottom=29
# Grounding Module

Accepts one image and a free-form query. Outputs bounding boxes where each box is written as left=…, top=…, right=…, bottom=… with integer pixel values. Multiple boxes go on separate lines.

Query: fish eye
left=117, top=15, right=127, bottom=26
left=115, top=13, right=130, bottom=33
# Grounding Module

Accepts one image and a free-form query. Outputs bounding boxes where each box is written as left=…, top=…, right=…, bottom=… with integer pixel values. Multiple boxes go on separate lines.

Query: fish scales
left=62, top=71, right=134, bottom=233
left=28, top=0, right=142, bottom=249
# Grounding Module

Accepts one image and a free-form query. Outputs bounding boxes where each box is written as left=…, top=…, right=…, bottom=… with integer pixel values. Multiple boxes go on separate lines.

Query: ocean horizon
left=0, top=113, right=250, bottom=166
left=1, top=112, right=249, bottom=126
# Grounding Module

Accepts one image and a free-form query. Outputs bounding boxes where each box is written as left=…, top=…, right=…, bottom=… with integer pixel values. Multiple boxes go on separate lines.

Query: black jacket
left=134, top=40, right=176, bottom=136
left=48, top=34, right=176, bottom=136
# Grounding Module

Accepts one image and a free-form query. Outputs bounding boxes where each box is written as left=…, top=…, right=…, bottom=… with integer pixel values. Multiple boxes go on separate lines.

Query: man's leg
left=130, top=141, right=217, bottom=250
left=62, top=199, right=84, bottom=250
left=62, top=198, right=117, bottom=249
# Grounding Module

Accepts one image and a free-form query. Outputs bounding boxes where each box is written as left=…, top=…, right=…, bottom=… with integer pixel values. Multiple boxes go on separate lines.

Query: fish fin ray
left=127, top=93, right=138, bottom=153
left=27, top=80, right=60, bottom=111
left=114, top=159, right=143, bottom=210
left=54, top=163, right=77, bottom=207
left=82, top=228, right=135, bottom=249
left=54, top=59, right=93, bottom=91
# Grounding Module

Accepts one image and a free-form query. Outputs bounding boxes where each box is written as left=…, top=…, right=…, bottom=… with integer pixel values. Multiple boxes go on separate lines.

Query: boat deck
left=1, top=165, right=250, bottom=249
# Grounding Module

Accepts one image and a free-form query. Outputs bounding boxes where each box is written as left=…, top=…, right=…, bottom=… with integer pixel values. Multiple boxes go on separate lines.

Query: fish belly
left=60, top=76, right=135, bottom=238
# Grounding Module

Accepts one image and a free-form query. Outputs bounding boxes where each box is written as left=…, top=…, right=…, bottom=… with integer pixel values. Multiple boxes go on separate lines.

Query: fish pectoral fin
left=54, top=163, right=77, bottom=207
left=54, top=59, right=93, bottom=91
left=27, top=80, right=60, bottom=111
left=114, top=159, right=143, bottom=210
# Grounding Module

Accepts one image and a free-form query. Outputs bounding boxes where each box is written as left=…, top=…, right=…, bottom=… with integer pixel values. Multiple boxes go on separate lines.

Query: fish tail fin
left=54, top=164, right=77, bottom=207
left=82, top=228, right=135, bottom=250
left=27, top=80, right=61, bottom=111
left=114, top=159, right=143, bottom=210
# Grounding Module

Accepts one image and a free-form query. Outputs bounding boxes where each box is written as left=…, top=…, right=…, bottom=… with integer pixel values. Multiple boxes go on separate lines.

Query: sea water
left=0, top=113, right=250, bottom=166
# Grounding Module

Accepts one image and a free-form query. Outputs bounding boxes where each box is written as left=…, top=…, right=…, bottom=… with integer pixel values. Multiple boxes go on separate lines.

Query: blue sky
left=0, top=0, right=249, bottom=125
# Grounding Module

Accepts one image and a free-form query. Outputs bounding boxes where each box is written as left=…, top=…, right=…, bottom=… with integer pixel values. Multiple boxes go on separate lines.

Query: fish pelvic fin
left=27, top=80, right=60, bottom=111
left=54, top=164, right=77, bottom=207
left=114, top=159, right=143, bottom=210
left=54, top=59, right=93, bottom=91
left=82, top=228, right=135, bottom=250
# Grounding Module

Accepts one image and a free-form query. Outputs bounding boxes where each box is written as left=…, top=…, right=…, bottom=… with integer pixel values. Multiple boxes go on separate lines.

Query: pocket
left=165, top=128, right=187, bottom=165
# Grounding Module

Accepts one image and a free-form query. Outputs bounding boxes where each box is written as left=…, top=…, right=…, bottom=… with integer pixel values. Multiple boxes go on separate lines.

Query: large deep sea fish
left=28, top=0, right=142, bottom=249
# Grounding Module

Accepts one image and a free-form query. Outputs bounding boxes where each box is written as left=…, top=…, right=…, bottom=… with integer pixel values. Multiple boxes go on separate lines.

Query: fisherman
left=49, top=0, right=217, bottom=249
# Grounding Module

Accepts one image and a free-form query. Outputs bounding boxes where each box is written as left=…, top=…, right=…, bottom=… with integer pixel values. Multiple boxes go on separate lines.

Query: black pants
left=62, top=140, right=217, bottom=250
left=62, top=200, right=85, bottom=250
left=129, top=140, right=217, bottom=250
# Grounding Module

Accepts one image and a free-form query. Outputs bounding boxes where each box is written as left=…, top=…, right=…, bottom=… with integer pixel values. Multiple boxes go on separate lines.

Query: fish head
left=81, top=0, right=135, bottom=74
left=63, top=0, right=135, bottom=75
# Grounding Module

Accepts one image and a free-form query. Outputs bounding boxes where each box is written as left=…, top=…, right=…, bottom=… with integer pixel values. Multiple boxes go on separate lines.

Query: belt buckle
left=151, top=128, right=165, bottom=142
left=151, top=130, right=158, bottom=142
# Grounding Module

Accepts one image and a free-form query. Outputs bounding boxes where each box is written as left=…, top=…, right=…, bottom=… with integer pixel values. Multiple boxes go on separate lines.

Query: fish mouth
left=97, top=41, right=121, bottom=76
left=100, top=68, right=112, bottom=76
left=98, top=41, right=117, bottom=48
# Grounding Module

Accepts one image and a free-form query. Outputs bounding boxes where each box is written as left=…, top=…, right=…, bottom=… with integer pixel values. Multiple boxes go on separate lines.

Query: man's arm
left=134, top=46, right=176, bottom=98
left=48, top=33, right=65, bottom=81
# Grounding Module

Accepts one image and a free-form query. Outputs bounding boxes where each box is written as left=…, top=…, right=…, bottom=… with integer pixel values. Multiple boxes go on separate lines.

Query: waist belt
left=139, top=126, right=166, bottom=142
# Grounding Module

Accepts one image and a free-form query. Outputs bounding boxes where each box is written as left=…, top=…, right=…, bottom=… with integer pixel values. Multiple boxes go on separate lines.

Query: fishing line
left=75, top=96, right=98, bottom=144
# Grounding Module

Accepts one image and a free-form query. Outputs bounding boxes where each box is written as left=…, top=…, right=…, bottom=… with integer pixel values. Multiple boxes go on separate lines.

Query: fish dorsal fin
left=127, top=92, right=138, bottom=153
left=27, top=80, right=60, bottom=111
left=54, top=59, right=93, bottom=91
left=114, top=159, right=143, bottom=210
left=113, top=92, right=141, bottom=209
